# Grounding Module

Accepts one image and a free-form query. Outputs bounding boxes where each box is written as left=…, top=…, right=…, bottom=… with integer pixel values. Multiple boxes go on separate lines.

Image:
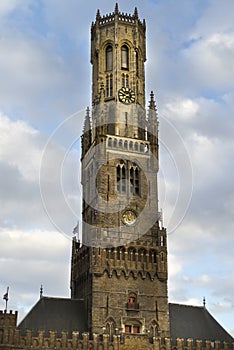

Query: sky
left=0, top=0, right=234, bottom=338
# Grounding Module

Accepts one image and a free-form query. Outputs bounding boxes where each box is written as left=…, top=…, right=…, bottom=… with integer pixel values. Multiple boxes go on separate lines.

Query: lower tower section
left=71, top=225, right=170, bottom=338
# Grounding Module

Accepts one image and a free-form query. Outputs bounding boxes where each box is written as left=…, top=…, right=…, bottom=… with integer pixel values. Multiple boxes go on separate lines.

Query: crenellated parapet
left=0, top=327, right=233, bottom=350
left=0, top=310, right=18, bottom=328
left=92, top=4, right=146, bottom=33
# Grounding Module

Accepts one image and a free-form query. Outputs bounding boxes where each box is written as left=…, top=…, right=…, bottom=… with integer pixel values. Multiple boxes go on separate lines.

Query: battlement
left=92, top=4, right=146, bottom=31
left=0, top=310, right=18, bottom=328
left=0, top=328, right=233, bottom=350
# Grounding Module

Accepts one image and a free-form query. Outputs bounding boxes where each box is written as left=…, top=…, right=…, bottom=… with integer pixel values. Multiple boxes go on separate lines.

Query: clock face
left=118, top=87, right=135, bottom=104
left=122, top=210, right=137, bottom=226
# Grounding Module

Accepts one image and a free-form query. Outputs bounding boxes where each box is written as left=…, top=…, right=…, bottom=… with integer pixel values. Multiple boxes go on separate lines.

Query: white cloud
left=0, top=228, right=71, bottom=321
left=0, top=112, right=81, bottom=232
left=183, top=32, right=234, bottom=92
left=163, top=98, right=199, bottom=121
left=0, top=0, right=21, bottom=16
left=0, top=113, right=40, bottom=181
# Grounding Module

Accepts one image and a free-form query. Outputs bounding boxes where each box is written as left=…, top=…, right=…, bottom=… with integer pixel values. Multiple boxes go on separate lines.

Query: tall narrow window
left=109, top=74, right=113, bottom=96
left=121, top=74, right=129, bottom=87
left=136, top=51, right=139, bottom=76
left=116, top=164, right=126, bottom=194
left=135, top=168, right=139, bottom=195
left=121, top=45, right=129, bottom=69
left=106, top=74, right=113, bottom=97
left=122, top=74, right=125, bottom=87
left=129, top=166, right=140, bottom=195
left=126, top=74, right=129, bottom=87
left=122, top=165, right=126, bottom=193
left=106, top=76, right=109, bottom=97
left=106, top=45, right=113, bottom=71
left=116, top=165, right=121, bottom=192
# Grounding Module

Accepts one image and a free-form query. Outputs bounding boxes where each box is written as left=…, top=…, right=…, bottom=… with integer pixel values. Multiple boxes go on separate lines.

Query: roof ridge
left=169, top=302, right=204, bottom=309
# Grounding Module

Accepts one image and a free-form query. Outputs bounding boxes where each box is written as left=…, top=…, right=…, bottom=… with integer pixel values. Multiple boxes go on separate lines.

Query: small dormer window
left=121, top=45, right=129, bottom=69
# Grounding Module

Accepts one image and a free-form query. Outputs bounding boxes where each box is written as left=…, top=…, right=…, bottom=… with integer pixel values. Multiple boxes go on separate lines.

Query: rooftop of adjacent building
left=15, top=296, right=234, bottom=344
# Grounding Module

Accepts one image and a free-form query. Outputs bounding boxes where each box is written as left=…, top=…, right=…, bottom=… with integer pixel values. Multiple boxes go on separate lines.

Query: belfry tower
left=71, top=4, right=170, bottom=338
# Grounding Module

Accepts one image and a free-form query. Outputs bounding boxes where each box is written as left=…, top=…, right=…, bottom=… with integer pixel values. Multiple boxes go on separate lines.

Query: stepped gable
left=169, top=303, right=234, bottom=343
left=18, top=297, right=87, bottom=337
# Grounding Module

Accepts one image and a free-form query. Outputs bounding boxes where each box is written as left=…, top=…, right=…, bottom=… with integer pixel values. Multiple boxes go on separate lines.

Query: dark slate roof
left=169, top=303, right=234, bottom=344
left=18, top=297, right=87, bottom=337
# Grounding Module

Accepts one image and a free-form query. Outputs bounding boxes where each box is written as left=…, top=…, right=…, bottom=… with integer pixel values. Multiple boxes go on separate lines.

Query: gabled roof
left=169, top=303, right=234, bottom=344
left=18, top=297, right=87, bottom=337
left=18, top=298, right=233, bottom=343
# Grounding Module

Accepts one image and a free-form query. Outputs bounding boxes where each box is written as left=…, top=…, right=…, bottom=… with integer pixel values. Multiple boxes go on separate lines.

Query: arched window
left=116, top=164, right=126, bottom=193
left=126, top=292, right=139, bottom=311
left=149, top=250, right=157, bottom=263
left=130, top=166, right=140, bottom=195
left=116, top=161, right=140, bottom=195
left=121, top=45, right=129, bottom=69
left=108, top=138, right=112, bottom=147
left=106, top=45, right=113, bottom=71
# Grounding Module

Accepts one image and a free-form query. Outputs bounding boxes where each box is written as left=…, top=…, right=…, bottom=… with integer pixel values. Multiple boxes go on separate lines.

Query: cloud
left=0, top=112, right=81, bottom=232
left=0, top=228, right=71, bottom=321
left=0, top=0, right=23, bottom=17
left=182, top=32, right=234, bottom=93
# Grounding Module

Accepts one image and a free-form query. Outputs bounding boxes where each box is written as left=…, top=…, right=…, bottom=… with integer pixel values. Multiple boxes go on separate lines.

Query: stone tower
left=70, top=4, right=170, bottom=338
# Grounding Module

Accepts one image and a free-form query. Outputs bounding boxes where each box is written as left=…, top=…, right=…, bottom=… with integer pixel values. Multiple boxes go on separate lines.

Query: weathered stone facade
left=71, top=4, right=170, bottom=337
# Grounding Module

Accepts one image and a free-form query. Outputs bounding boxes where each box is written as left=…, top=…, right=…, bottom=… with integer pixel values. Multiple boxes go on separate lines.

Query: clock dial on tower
left=122, top=209, right=137, bottom=226
left=118, top=87, right=136, bottom=104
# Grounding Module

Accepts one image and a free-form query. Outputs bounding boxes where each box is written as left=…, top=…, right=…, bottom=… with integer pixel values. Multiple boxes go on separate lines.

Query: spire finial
left=115, top=3, right=119, bottom=14
left=203, top=296, right=206, bottom=308
left=96, top=9, right=101, bottom=21
left=134, top=7, right=138, bottom=19
left=149, top=90, right=156, bottom=111
left=83, top=107, right=91, bottom=133
left=40, top=284, right=43, bottom=298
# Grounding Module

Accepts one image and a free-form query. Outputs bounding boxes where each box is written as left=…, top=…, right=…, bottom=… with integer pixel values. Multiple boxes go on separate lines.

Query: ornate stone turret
left=148, top=91, right=159, bottom=160
left=81, top=107, right=92, bottom=159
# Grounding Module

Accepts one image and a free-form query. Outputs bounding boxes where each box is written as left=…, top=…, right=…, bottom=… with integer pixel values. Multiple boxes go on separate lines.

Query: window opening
left=136, top=51, right=139, bottom=76
left=106, top=45, right=113, bottom=71
left=105, top=74, right=113, bottom=98
left=125, top=325, right=131, bottom=333
left=121, top=45, right=129, bottom=69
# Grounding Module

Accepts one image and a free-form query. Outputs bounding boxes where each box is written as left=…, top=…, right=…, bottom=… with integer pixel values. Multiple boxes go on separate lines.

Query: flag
left=3, top=287, right=9, bottom=301
left=73, top=222, right=79, bottom=235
